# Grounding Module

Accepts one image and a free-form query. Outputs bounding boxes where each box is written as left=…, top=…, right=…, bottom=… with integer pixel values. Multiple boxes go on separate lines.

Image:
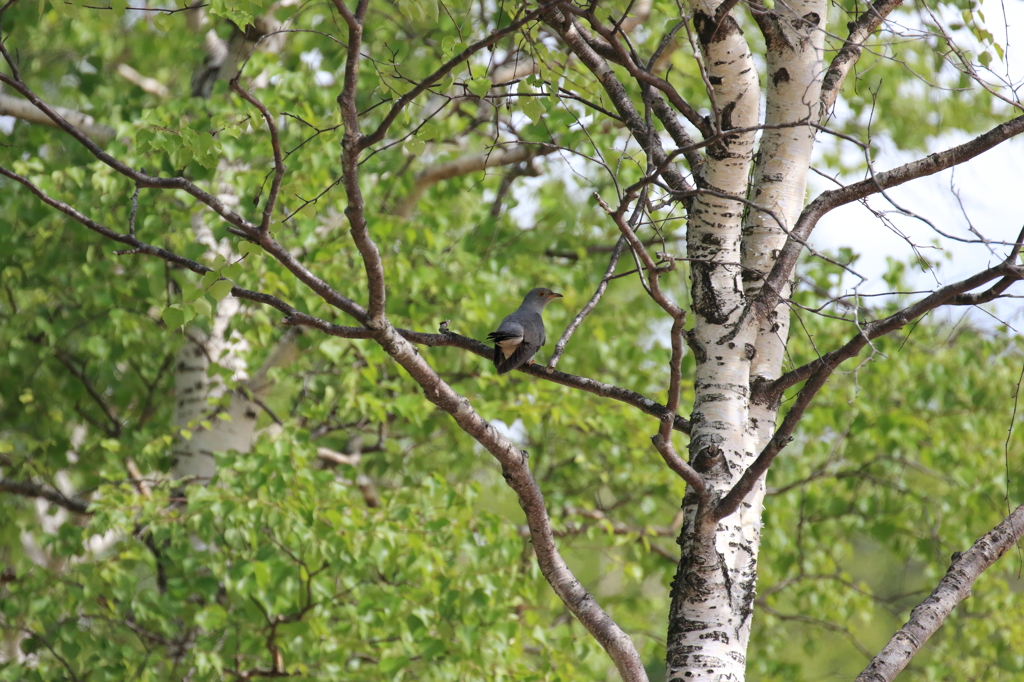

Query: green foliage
left=1, top=0, right=1021, bottom=680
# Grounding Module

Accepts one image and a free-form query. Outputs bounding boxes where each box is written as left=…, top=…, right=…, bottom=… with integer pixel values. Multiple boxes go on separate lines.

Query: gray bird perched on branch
left=487, top=288, right=563, bottom=374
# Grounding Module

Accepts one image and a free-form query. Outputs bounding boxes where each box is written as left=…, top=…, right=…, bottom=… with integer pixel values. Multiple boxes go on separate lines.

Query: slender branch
left=763, top=227, right=1024, bottom=401
left=542, top=5, right=694, bottom=196
left=547, top=237, right=626, bottom=370
left=0, top=73, right=257, bottom=233
left=758, top=114, right=1024, bottom=314
left=0, top=164, right=315, bottom=320
left=594, top=194, right=684, bottom=319
left=0, top=478, right=91, bottom=514
left=54, top=352, right=121, bottom=437
left=231, top=79, right=285, bottom=235
left=855, top=503, right=1024, bottom=682
left=359, top=3, right=556, bottom=150
left=116, top=63, right=169, bottom=98
left=281, top=313, right=692, bottom=434
left=393, top=143, right=557, bottom=219
left=574, top=9, right=711, bottom=138
left=335, top=0, right=386, bottom=323
left=818, top=0, right=905, bottom=123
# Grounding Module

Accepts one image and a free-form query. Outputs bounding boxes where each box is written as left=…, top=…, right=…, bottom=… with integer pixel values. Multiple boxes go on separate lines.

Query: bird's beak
left=551, top=292, right=563, bottom=298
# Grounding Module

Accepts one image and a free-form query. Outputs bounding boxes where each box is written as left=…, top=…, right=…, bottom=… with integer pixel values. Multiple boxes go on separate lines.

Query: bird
left=487, top=288, right=563, bottom=374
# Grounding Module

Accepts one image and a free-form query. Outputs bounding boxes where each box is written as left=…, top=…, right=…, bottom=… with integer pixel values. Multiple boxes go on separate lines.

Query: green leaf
left=196, top=604, right=228, bottom=632
left=405, top=138, right=426, bottom=156
left=192, top=296, right=212, bottom=319
left=239, top=242, right=261, bottom=257
left=467, top=77, right=491, bottom=98
left=208, top=279, right=234, bottom=301
left=252, top=561, right=271, bottom=591
left=521, top=97, right=545, bottom=124
left=162, top=307, right=185, bottom=329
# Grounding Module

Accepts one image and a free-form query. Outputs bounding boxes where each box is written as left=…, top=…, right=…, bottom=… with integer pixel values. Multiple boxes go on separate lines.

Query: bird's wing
left=487, top=313, right=543, bottom=374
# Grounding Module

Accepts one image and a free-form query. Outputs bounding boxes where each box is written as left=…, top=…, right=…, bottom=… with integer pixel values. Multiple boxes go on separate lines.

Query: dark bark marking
left=692, top=445, right=727, bottom=475
left=691, top=262, right=732, bottom=325
left=772, top=67, right=790, bottom=87
left=720, top=101, right=737, bottom=131
left=694, top=11, right=743, bottom=45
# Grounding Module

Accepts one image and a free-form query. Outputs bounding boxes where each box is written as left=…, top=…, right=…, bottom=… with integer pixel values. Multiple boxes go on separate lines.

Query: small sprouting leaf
left=222, top=262, right=243, bottom=280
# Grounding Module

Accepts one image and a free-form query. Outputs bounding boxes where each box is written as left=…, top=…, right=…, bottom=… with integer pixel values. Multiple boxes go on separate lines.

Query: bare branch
left=0, top=478, right=91, bottom=515
left=231, top=79, right=285, bottom=235
left=547, top=237, right=626, bottom=370
left=54, top=352, right=121, bottom=437
left=393, top=143, right=557, bottom=219
left=856, top=503, right=1024, bottom=682
left=594, top=193, right=684, bottom=320
left=281, top=314, right=692, bottom=435
left=0, top=164, right=320, bottom=320
left=758, top=114, right=1024, bottom=314
left=359, top=3, right=556, bottom=150
left=334, top=0, right=386, bottom=323
left=818, top=0, right=905, bottom=123
left=115, top=63, right=169, bottom=98
left=542, top=6, right=694, bottom=196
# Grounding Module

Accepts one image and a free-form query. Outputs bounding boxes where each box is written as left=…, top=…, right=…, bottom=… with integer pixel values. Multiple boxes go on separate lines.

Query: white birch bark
left=667, top=2, right=761, bottom=679
left=739, top=1, right=828, bottom=651
left=666, top=3, right=828, bottom=679
left=169, top=209, right=299, bottom=481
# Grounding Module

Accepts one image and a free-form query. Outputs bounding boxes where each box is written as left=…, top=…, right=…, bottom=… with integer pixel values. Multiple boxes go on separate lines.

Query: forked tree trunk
left=666, top=1, right=825, bottom=678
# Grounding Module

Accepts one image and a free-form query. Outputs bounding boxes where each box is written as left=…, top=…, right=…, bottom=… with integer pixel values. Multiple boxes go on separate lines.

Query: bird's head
left=525, top=287, right=563, bottom=307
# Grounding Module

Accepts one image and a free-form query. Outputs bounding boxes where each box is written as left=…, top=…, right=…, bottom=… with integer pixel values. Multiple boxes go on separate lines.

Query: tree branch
left=392, top=143, right=557, bottom=219
left=231, top=79, right=285, bottom=235
left=358, top=2, right=556, bottom=150
left=364, top=321, right=651, bottom=682
left=0, top=73, right=257, bottom=233
left=0, top=92, right=115, bottom=143
left=855, top=502, right=1024, bottom=682
left=0, top=478, right=91, bottom=514
left=718, top=254, right=1024, bottom=521
left=758, top=114, right=1024, bottom=315
left=0, top=164, right=321, bottom=320
left=542, top=5, right=694, bottom=197
left=54, top=352, right=122, bottom=437
left=818, top=0, right=905, bottom=123
left=281, top=313, right=692, bottom=435
left=547, top=237, right=626, bottom=370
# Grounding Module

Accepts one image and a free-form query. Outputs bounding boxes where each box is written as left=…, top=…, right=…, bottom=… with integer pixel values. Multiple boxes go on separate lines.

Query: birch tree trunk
left=666, top=1, right=826, bottom=678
